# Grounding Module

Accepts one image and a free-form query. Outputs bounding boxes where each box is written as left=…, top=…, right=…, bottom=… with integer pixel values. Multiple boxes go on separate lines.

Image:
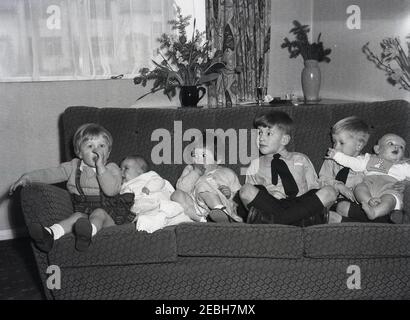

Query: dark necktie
left=271, top=154, right=299, bottom=198
left=335, top=167, right=350, bottom=184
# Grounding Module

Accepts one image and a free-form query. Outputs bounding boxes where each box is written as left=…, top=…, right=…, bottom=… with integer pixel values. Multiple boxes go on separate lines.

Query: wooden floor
left=0, top=237, right=45, bottom=300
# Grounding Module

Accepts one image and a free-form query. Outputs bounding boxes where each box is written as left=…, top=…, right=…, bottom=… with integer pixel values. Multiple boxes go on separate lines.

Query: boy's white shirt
left=245, top=152, right=319, bottom=196
left=333, top=152, right=410, bottom=181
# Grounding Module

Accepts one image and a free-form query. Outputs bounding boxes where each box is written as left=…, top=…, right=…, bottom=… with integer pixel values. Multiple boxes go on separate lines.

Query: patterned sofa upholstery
left=21, top=100, right=410, bottom=299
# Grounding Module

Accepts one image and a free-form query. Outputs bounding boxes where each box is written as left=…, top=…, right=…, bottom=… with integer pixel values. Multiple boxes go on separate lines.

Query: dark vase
left=179, top=86, right=206, bottom=107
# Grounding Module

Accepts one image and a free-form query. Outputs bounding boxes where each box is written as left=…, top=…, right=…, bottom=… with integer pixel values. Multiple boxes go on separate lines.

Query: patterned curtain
left=206, top=0, right=271, bottom=107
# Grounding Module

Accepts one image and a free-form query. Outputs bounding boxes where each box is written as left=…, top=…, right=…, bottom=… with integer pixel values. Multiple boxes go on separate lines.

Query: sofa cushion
left=176, top=223, right=304, bottom=258
left=48, top=224, right=177, bottom=267
left=304, top=223, right=410, bottom=258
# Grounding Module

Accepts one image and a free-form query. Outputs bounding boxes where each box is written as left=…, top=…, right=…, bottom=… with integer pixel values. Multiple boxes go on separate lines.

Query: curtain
left=205, top=0, right=271, bottom=106
left=0, top=0, right=202, bottom=81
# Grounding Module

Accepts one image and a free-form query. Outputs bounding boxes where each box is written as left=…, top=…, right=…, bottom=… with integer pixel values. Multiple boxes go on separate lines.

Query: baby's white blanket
left=121, top=171, right=193, bottom=233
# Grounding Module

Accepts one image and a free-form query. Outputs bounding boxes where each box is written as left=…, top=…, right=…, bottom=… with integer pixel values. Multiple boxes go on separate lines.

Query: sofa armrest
left=20, top=183, right=74, bottom=226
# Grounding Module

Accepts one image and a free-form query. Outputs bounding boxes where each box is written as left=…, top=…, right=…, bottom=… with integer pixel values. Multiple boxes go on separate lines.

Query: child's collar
left=79, top=160, right=96, bottom=173
left=268, top=149, right=289, bottom=158
left=203, top=163, right=219, bottom=173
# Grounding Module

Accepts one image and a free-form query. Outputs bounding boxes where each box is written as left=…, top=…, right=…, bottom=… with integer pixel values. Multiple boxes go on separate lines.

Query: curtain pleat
left=206, top=0, right=271, bottom=106
left=0, top=0, right=201, bottom=81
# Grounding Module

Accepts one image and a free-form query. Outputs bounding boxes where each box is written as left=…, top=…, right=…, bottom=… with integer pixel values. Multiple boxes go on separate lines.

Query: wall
left=268, top=0, right=410, bottom=102
left=268, top=0, right=313, bottom=99
left=0, top=79, right=182, bottom=239
left=313, top=0, right=410, bottom=102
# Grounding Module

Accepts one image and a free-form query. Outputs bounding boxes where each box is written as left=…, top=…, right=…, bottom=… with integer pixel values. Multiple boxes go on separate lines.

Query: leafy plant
left=363, top=36, right=410, bottom=91
left=281, top=20, right=331, bottom=63
left=133, top=6, right=226, bottom=101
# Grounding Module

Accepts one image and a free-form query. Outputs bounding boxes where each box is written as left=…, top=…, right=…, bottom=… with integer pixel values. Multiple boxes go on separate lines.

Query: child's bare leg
left=315, top=186, right=338, bottom=208
left=361, top=194, right=396, bottom=220
left=336, top=201, right=351, bottom=217
left=354, top=182, right=372, bottom=205
left=328, top=211, right=343, bottom=223
left=197, top=191, right=223, bottom=209
left=171, top=190, right=201, bottom=221
left=89, top=208, right=115, bottom=234
left=239, top=184, right=260, bottom=207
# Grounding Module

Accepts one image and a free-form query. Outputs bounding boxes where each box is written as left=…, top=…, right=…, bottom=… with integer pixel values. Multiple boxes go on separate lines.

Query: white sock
left=212, top=204, right=224, bottom=210
left=48, top=224, right=65, bottom=240
left=91, top=224, right=97, bottom=237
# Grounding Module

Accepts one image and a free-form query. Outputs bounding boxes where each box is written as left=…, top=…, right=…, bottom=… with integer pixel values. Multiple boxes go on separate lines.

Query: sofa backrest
left=62, top=100, right=410, bottom=186
left=62, top=99, right=410, bottom=217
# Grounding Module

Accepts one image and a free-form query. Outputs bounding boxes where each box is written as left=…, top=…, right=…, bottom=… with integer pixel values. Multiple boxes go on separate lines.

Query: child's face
left=257, top=125, right=289, bottom=155
left=120, top=158, right=145, bottom=182
left=78, top=134, right=110, bottom=167
left=191, top=147, right=215, bottom=165
left=332, top=131, right=363, bottom=156
left=375, top=134, right=406, bottom=162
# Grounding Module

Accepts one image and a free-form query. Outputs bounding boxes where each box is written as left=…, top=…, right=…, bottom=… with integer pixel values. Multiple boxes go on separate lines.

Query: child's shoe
left=207, top=207, right=234, bottom=223
left=246, top=207, right=261, bottom=224
left=73, top=218, right=92, bottom=252
left=27, top=223, right=54, bottom=253
left=390, top=210, right=410, bottom=224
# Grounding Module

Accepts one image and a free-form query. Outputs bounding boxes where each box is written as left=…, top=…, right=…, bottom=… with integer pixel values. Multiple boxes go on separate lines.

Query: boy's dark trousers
left=245, top=185, right=326, bottom=227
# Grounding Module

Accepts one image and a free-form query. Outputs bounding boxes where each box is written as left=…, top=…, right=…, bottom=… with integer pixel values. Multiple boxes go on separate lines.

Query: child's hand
left=272, top=190, right=287, bottom=200
left=218, top=185, right=232, bottom=199
left=193, top=164, right=205, bottom=176
left=334, top=183, right=355, bottom=202
left=93, top=150, right=107, bottom=175
left=142, top=187, right=150, bottom=195
left=368, top=197, right=382, bottom=207
left=9, top=176, right=30, bottom=195
left=392, top=180, right=409, bottom=193
left=93, top=150, right=105, bottom=166
left=327, top=148, right=337, bottom=159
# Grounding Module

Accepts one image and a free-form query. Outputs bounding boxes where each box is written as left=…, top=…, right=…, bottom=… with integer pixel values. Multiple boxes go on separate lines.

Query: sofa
left=20, top=100, right=410, bottom=300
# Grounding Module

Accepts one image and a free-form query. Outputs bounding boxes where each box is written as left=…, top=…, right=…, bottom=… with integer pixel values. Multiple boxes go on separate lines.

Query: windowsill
left=0, top=75, right=134, bottom=84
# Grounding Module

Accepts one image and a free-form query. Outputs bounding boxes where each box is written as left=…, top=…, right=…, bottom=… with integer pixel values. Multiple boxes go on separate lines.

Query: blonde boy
left=10, top=123, right=134, bottom=252
left=318, top=116, right=379, bottom=223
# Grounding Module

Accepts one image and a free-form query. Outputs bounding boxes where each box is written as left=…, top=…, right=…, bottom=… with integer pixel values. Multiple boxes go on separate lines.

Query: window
left=0, top=0, right=205, bottom=81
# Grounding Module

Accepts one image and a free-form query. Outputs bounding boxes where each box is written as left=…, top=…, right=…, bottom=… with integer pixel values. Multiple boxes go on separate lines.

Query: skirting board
left=0, top=227, right=28, bottom=241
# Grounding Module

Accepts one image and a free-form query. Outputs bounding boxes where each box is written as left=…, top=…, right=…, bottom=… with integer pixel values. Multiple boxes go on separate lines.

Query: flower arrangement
left=362, top=36, right=410, bottom=91
left=133, top=6, right=226, bottom=101
left=281, top=20, right=331, bottom=63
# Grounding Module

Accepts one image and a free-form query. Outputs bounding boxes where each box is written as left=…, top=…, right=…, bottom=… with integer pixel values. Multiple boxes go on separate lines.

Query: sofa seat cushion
left=48, top=224, right=177, bottom=267
left=304, top=223, right=410, bottom=258
left=176, top=223, right=304, bottom=258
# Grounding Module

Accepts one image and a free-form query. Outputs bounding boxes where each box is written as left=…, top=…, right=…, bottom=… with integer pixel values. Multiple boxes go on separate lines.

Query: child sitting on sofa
left=318, top=116, right=385, bottom=223
left=120, top=155, right=192, bottom=233
left=171, top=134, right=243, bottom=223
left=239, top=111, right=337, bottom=226
left=9, top=123, right=134, bottom=252
left=327, top=133, right=410, bottom=222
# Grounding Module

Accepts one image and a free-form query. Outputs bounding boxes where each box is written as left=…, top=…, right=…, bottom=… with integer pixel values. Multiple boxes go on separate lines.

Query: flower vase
left=179, top=86, right=206, bottom=108
left=301, top=59, right=321, bottom=103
